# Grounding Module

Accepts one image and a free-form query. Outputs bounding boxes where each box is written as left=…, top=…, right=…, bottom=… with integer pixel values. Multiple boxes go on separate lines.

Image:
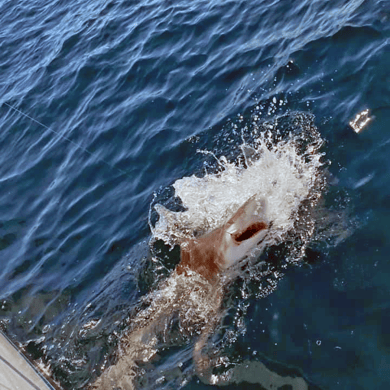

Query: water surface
left=1, top=0, right=390, bottom=389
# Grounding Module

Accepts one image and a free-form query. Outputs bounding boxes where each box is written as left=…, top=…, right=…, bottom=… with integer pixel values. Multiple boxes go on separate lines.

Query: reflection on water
left=349, top=109, right=372, bottom=133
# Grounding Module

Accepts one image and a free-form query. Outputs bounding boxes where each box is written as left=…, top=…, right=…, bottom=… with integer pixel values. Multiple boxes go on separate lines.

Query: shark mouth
left=232, top=221, right=268, bottom=242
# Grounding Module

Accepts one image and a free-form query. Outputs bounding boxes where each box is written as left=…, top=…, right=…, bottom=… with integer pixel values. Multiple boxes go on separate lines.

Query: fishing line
left=2, top=101, right=132, bottom=178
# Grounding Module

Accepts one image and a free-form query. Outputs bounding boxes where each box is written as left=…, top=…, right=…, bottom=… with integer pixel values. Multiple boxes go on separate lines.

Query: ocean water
left=1, top=0, right=390, bottom=389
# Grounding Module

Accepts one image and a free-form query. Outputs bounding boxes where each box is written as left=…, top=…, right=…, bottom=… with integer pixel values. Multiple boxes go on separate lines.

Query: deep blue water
left=1, top=0, right=390, bottom=389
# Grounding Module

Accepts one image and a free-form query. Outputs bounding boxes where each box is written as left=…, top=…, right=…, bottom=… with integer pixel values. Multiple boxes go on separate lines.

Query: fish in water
left=90, top=196, right=270, bottom=390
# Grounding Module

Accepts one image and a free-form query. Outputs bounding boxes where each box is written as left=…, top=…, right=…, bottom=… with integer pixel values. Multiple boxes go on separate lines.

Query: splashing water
left=151, top=112, right=326, bottom=257
left=91, top=112, right=328, bottom=390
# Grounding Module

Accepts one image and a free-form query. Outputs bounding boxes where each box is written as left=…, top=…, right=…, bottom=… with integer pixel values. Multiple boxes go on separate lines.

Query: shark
left=90, top=195, right=270, bottom=390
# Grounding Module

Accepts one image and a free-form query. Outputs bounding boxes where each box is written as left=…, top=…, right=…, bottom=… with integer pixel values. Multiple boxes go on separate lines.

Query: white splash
left=151, top=115, right=325, bottom=254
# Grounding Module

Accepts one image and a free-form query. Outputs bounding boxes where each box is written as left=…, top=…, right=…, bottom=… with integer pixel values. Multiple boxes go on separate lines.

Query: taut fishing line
left=2, top=102, right=132, bottom=178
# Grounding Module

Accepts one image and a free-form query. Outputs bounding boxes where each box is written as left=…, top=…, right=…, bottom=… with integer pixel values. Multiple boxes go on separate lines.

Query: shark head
left=177, top=196, right=270, bottom=283
left=221, top=196, right=269, bottom=269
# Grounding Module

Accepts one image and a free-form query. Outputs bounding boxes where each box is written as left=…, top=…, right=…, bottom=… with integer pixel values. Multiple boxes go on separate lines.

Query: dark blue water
left=1, top=0, right=390, bottom=389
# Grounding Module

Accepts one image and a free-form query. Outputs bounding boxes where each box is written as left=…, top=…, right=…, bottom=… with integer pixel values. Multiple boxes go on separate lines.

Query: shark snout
left=222, top=196, right=269, bottom=269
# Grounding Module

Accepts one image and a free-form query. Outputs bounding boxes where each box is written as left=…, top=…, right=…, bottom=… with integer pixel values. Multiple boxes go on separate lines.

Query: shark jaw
left=176, top=196, right=269, bottom=283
